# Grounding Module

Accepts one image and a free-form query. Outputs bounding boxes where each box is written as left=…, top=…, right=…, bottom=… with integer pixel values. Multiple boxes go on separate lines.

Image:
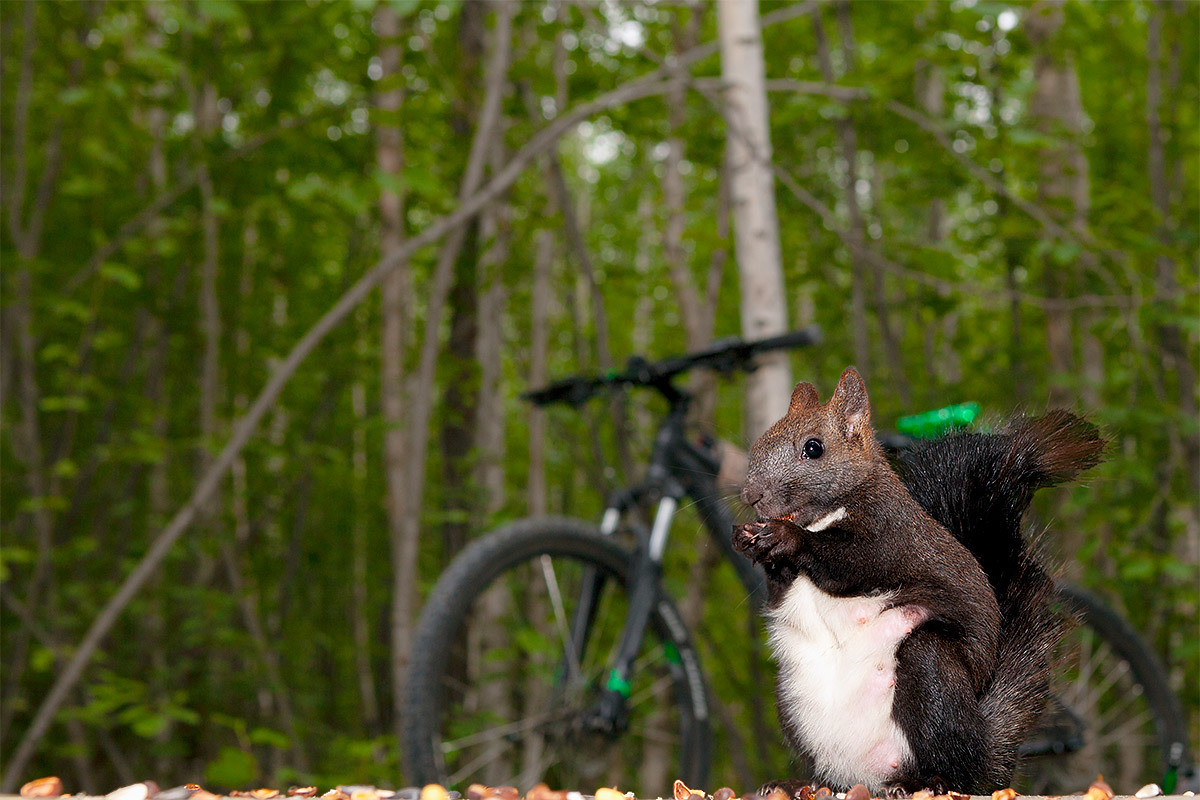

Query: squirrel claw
left=733, top=519, right=802, bottom=564
left=756, top=780, right=813, bottom=799
left=880, top=777, right=949, bottom=798
left=732, top=521, right=773, bottom=560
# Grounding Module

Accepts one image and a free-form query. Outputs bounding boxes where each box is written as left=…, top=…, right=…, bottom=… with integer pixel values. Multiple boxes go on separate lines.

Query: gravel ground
left=6, top=776, right=1193, bottom=800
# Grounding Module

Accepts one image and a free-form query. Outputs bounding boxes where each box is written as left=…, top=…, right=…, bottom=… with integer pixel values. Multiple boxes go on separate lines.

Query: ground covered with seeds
left=8, top=776, right=1190, bottom=800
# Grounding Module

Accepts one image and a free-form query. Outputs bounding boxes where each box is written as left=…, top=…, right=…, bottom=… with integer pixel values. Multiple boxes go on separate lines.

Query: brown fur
left=735, top=368, right=1103, bottom=793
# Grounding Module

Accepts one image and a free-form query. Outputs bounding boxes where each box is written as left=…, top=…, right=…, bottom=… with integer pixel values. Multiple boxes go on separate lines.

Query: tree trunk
left=350, top=378, right=381, bottom=733
left=528, top=230, right=554, bottom=518
left=438, top=0, right=488, bottom=562
left=717, top=0, right=793, bottom=441
left=664, top=6, right=721, bottom=427
left=374, top=1, right=414, bottom=736
left=1147, top=2, right=1199, bottom=495
left=1027, top=0, right=1088, bottom=409
left=816, top=2, right=909, bottom=403
left=1026, top=0, right=1095, bottom=574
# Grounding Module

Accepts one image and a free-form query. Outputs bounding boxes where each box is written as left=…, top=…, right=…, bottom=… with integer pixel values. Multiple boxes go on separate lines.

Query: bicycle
left=402, top=330, right=1194, bottom=795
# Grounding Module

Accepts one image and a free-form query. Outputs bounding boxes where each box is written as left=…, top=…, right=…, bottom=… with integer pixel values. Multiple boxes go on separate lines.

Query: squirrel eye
left=803, top=438, right=824, bottom=459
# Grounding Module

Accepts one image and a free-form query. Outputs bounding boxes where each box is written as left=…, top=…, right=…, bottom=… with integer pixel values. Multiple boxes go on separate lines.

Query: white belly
left=767, top=576, right=924, bottom=791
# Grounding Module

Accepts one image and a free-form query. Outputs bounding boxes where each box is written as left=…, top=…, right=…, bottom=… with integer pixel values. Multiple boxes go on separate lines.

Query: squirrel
left=732, top=367, right=1105, bottom=795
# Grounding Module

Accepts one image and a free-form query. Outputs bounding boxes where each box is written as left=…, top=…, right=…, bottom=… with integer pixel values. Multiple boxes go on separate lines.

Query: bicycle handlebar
left=523, top=326, right=823, bottom=408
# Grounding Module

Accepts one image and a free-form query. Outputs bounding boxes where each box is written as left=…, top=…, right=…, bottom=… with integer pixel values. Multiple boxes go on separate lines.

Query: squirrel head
left=742, top=367, right=881, bottom=526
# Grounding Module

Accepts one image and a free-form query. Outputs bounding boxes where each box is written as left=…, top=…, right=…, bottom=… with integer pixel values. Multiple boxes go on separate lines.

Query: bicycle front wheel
left=403, top=517, right=710, bottom=793
left=1016, top=584, right=1192, bottom=794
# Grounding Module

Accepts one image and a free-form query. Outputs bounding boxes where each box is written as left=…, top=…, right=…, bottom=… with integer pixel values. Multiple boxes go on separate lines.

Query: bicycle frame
left=562, top=398, right=767, bottom=735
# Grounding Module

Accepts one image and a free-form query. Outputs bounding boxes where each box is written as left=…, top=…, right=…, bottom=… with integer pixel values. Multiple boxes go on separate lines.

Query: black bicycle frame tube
left=597, top=404, right=691, bottom=705
left=666, top=431, right=769, bottom=609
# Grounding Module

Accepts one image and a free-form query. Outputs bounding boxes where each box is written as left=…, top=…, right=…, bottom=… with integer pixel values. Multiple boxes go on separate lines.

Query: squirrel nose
left=742, top=485, right=766, bottom=507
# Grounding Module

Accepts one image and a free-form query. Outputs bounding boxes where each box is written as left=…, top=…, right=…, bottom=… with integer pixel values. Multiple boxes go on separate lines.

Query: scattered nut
left=1087, top=778, right=1114, bottom=800
left=154, top=787, right=195, bottom=800
left=464, top=787, right=488, bottom=800
left=595, top=789, right=625, bottom=800
left=289, top=790, right=318, bottom=798
left=815, top=789, right=833, bottom=800
left=714, top=789, right=735, bottom=800
left=22, top=778, right=65, bottom=798
left=526, top=785, right=567, bottom=800
left=947, top=793, right=969, bottom=800
left=764, top=791, right=790, bottom=800
left=107, top=784, right=153, bottom=800
left=912, top=791, right=933, bottom=800
left=192, top=792, right=220, bottom=800
left=251, top=790, right=280, bottom=799
left=845, top=786, right=870, bottom=800
left=322, top=791, right=348, bottom=800
left=1135, top=785, right=1163, bottom=799
left=673, top=782, right=693, bottom=800
left=991, top=789, right=1016, bottom=800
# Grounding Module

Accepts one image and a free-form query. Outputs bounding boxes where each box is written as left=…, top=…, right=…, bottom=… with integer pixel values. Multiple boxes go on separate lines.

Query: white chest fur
left=767, top=575, right=925, bottom=791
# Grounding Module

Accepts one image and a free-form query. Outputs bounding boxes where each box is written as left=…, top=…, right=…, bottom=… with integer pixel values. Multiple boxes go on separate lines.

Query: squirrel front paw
left=732, top=519, right=802, bottom=564
left=732, top=520, right=772, bottom=561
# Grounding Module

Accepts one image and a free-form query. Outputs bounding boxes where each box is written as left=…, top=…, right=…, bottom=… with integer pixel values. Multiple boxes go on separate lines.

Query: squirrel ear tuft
left=789, top=382, right=819, bottom=414
left=831, top=367, right=871, bottom=440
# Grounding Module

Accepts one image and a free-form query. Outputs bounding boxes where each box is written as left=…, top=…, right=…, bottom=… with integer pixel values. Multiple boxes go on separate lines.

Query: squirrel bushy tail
left=896, top=410, right=1105, bottom=596
left=895, top=410, right=1105, bottom=782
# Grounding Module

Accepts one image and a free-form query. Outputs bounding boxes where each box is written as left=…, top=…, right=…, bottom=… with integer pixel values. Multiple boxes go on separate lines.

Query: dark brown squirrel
left=732, top=367, right=1105, bottom=795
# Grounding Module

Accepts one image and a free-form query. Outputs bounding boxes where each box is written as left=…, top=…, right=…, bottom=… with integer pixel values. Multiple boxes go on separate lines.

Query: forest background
left=1, top=0, right=1197, bottom=793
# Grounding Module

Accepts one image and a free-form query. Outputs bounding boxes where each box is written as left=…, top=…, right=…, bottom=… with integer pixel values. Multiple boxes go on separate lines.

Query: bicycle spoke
left=1092, top=681, right=1144, bottom=733
left=628, top=672, right=675, bottom=710
left=540, top=554, right=583, bottom=684
left=1083, top=654, right=1130, bottom=714
left=1091, top=708, right=1154, bottom=750
left=442, top=707, right=574, bottom=752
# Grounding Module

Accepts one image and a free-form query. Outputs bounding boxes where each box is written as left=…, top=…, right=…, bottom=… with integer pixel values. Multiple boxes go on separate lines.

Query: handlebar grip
left=746, top=326, right=823, bottom=354
left=523, top=377, right=595, bottom=407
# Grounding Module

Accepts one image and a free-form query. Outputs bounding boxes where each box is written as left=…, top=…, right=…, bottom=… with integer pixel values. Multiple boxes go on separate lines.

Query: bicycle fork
left=563, top=488, right=684, bottom=736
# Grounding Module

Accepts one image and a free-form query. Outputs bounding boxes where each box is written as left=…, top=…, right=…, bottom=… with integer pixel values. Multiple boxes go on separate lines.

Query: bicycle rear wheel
left=403, top=517, right=710, bottom=793
left=1016, top=584, right=1192, bottom=794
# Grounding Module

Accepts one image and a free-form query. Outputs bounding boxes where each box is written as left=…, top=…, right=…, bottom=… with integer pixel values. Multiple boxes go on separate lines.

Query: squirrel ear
left=831, top=367, right=871, bottom=440
left=789, top=382, right=819, bottom=414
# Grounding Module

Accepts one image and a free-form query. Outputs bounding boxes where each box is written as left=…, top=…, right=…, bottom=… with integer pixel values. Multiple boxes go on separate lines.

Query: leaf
left=204, top=746, right=258, bottom=789
left=197, top=0, right=244, bottom=23
left=59, top=87, right=89, bottom=106
left=99, top=263, right=142, bottom=290
left=131, top=712, right=168, bottom=739
left=388, top=0, right=421, bottom=17
left=52, top=459, right=78, bottom=479
left=40, top=396, right=89, bottom=413
left=248, top=726, right=290, bottom=749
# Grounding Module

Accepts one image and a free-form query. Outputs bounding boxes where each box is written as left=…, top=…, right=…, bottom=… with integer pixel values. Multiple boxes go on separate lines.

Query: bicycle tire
left=403, top=517, right=711, bottom=792
left=1017, top=584, right=1193, bottom=793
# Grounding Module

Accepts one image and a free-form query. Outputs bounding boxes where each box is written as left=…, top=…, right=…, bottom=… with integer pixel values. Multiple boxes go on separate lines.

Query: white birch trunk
left=717, top=0, right=792, bottom=441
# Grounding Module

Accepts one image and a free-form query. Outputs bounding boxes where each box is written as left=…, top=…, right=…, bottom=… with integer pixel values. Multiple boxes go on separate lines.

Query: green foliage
left=1, top=0, right=1196, bottom=791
